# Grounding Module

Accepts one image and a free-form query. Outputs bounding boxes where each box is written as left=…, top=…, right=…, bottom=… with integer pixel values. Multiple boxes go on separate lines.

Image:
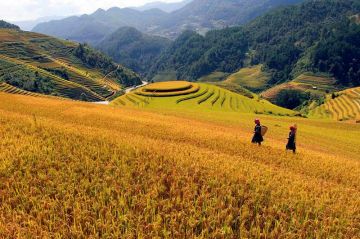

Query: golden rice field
left=309, top=87, right=360, bottom=121
left=136, top=81, right=201, bottom=97
left=112, top=81, right=294, bottom=116
left=0, top=92, right=359, bottom=238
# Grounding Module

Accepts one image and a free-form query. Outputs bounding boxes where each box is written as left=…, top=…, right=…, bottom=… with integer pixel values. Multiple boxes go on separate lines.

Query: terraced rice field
left=0, top=82, right=69, bottom=100
left=0, top=92, right=359, bottom=238
left=112, top=81, right=294, bottom=116
left=261, top=74, right=338, bottom=101
left=0, top=52, right=113, bottom=101
left=0, top=55, right=105, bottom=101
left=309, top=87, right=360, bottom=121
left=0, top=82, right=42, bottom=97
left=292, top=74, right=337, bottom=92
left=136, top=81, right=200, bottom=97
left=0, top=29, right=137, bottom=101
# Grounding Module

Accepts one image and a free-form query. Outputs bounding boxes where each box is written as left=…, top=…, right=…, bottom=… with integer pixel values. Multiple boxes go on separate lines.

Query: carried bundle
left=261, top=125, right=268, bottom=136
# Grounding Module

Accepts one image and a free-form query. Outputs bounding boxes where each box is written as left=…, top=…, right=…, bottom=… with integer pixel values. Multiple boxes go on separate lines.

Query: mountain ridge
left=134, top=0, right=193, bottom=12
left=32, top=0, right=304, bottom=43
left=33, top=7, right=169, bottom=45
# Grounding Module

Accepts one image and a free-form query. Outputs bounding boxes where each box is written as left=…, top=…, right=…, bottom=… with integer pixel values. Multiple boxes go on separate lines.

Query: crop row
left=0, top=82, right=68, bottom=101
left=0, top=82, right=39, bottom=97
left=137, top=84, right=200, bottom=97
left=68, top=74, right=113, bottom=98
left=43, top=57, right=119, bottom=98
left=198, top=90, right=215, bottom=105
left=176, top=86, right=252, bottom=112
left=111, top=84, right=293, bottom=115
left=111, top=93, right=152, bottom=107
left=113, top=98, right=126, bottom=106
left=220, top=93, right=226, bottom=107
left=3, top=41, right=120, bottom=99
left=211, top=90, right=221, bottom=106
left=314, top=95, right=360, bottom=120
left=176, top=87, right=209, bottom=104
left=144, top=82, right=192, bottom=92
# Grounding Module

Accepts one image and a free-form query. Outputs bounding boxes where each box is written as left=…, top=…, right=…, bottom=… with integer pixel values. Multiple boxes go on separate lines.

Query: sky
left=0, top=0, right=181, bottom=21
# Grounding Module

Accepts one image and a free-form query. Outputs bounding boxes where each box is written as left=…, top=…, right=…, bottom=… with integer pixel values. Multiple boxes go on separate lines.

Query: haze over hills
left=153, top=0, right=303, bottom=37
left=11, top=16, right=65, bottom=31
left=134, top=0, right=193, bottom=12
left=0, top=22, right=141, bottom=101
left=32, top=0, right=304, bottom=43
left=33, top=7, right=168, bottom=45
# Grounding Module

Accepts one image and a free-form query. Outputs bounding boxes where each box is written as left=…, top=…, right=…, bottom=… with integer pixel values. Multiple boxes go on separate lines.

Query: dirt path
left=93, top=81, right=148, bottom=105
left=125, top=81, right=148, bottom=93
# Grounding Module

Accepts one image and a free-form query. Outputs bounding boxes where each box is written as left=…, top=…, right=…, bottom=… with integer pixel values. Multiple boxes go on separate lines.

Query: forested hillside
left=97, top=27, right=171, bottom=76
left=155, top=0, right=303, bottom=38
left=148, top=0, right=360, bottom=88
left=0, top=28, right=141, bottom=101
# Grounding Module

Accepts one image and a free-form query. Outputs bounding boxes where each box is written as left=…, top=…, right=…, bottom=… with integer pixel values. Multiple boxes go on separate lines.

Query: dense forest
left=97, top=27, right=170, bottom=76
left=312, top=20, right=360, bottom=86
left=148, top=0, right=360, bottom=87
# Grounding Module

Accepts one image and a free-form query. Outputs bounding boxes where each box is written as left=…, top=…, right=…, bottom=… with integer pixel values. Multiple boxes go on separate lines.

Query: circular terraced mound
left=136, top=81, right=200, bottom=97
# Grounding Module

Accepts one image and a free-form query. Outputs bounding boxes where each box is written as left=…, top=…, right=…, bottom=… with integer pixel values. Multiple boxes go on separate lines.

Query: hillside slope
left=111, top=81, right=295, bottom=116
left=308, top=87, right=360, bottom=121
left=97, top=27, right=171, bottom=76
left=0, top=29, right=141, bottom=101
left=0, top=92, right=359, bottom=237
left=261, top=74, right=338, bottom=101
left=148, top=0, right=360, bottom=88
left=223, top=65, right=271, bottom=92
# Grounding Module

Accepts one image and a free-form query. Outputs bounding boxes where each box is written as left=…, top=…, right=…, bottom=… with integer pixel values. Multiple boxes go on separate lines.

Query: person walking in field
left=252, top=119, right=264, bottom=146
left=286, top=125, right=297, bottom=154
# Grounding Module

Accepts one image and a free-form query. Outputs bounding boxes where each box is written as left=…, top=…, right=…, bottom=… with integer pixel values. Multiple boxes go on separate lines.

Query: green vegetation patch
left=224, top=65, right=270, bottom=92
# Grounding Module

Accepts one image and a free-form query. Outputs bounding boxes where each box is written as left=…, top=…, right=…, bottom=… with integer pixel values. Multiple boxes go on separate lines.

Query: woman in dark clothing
left=252, top=119, right=263, bottom=145
left=286, top=126, right=297, bottom=153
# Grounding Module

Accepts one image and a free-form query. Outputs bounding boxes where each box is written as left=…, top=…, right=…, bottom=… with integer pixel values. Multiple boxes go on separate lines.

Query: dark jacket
left=286, top=131, right=296, bottom=150
left=252, top=125, right=263, bottom=143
